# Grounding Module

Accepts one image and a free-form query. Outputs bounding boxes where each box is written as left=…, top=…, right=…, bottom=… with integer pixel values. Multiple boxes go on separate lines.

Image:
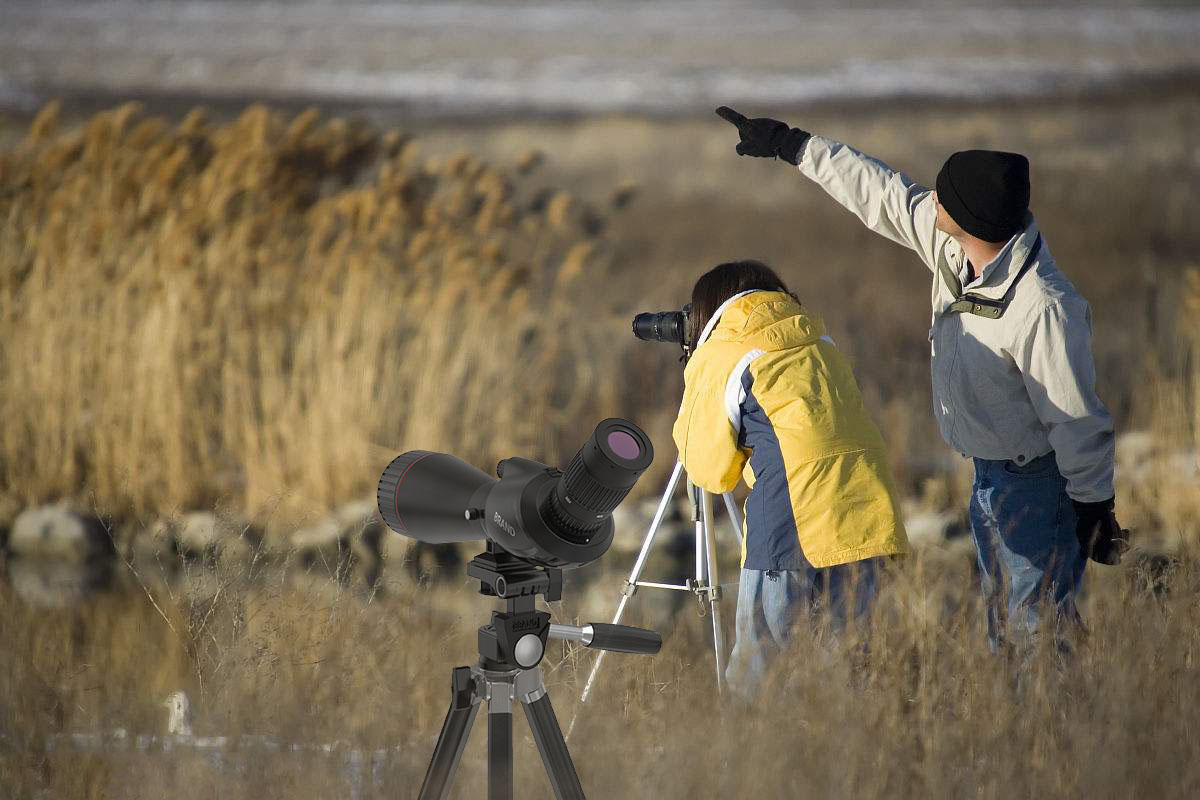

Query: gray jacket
left=797, top=134, right=1115, bottom=502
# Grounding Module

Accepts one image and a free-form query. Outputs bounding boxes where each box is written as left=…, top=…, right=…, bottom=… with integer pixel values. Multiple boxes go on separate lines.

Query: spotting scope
left=377, top=418, right=653, bottom=569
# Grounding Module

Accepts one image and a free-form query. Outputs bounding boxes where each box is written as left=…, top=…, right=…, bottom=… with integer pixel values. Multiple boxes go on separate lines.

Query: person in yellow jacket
left=671, top=260, right=909, bottom=699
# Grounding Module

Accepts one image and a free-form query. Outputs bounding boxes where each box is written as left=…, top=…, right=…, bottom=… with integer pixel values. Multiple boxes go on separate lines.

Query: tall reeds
left=0, top=102, right=630, bottom=524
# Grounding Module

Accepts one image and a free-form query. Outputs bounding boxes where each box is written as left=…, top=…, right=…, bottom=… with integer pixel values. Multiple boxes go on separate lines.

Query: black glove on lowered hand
left=716, top=106, right=811, bottom=165
left=1072, top=497, right=1130, bottom=565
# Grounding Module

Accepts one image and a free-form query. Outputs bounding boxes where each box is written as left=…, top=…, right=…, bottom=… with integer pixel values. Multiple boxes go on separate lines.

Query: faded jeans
left=724, top=558, right=880, bottom=702
left=969, top=450, right=1087, bottom=654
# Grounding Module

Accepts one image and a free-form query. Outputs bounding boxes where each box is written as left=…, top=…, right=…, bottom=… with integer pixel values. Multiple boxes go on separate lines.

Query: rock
left=334, top=499, right=386, bottom=567
left=0, top=493, right=23, bottom=541
left=903, top=508, right=963, bottom=547
left=273, top=500, right=394, bottom=588
left=290, top=516, right=351, bottom=578
left=163, top=691, right=193, bottom=736
left=404, top=541, right=465, bottom=582
left=7, top=559, right=114, bottom=607
left=378, top=525, right=411, bottom=564
left=132, top=518, right=181, bottom=562
left=1117, top=430, right=1158, bottom=483
left=174, top=512, right=257, bottom=565
left=1165, top=449, right=1199, bottom=483
left=1117, top=430, right=1156, bottom=459
left=8, top=506, right=114, bottom=562
left=333, top=498, right=377, bottom=530
left=1115, top=430, right=1198, bottom=487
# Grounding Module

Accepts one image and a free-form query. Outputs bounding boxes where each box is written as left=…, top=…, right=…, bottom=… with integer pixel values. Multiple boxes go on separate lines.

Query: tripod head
left=467, top=543, right=661, bottom=671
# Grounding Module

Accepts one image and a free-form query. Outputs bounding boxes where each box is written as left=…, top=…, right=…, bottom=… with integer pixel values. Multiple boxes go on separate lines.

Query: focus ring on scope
left=561, top=450, right=624, bottom=515
left=377, top=450, right=434, bottom=535
left=544, top=493, right=599, bottom=545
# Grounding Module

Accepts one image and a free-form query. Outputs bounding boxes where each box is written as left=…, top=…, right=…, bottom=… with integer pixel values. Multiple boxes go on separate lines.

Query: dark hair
left=688, top=260, right=800, bottom=347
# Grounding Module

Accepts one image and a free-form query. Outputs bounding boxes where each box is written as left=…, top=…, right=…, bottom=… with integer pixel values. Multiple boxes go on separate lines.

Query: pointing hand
left=716, top=106, right=810, bottom=165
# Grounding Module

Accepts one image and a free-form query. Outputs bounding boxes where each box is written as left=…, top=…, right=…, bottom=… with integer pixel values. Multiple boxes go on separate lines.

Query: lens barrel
left=632, top=310, right=686, bottom=344
left=543, top=418, right=654, bottom=542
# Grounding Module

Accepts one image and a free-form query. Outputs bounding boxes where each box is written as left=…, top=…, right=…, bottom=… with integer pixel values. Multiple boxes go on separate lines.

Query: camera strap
left=938, top=234, right=1042, bottom=320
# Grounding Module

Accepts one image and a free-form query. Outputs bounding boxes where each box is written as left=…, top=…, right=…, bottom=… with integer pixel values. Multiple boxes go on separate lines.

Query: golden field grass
left=1, top=92, right=1197, bottom=536
left=2, top=545, right=1199, bottom=798
left=0, top=89, right=1199, bottom=798
left=0, top=100, right=634, bottom=527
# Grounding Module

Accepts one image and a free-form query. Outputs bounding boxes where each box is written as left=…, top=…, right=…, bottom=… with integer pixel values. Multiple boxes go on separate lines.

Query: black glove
left=716, top=106, right=810, bottom=166
left=1072, top=497, right=1130, bottom=565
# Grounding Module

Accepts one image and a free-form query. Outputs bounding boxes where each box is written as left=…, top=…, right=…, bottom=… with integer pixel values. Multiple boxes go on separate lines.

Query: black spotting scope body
left=378, top=418, right=653, bottom=569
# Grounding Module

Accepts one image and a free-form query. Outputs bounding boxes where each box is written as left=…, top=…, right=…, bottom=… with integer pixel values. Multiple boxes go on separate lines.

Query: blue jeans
left=969, top=451, right=1087, bottom=653
left=725, top=558, right=879, bottom=701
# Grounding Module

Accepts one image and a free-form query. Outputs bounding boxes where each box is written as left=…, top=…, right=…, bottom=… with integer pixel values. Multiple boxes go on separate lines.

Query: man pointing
left=716, top=106, right=1128, bottom=651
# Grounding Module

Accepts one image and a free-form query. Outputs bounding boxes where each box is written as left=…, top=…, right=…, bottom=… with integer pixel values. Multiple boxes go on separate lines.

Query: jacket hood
left=706, top=290, right=826, bottom=351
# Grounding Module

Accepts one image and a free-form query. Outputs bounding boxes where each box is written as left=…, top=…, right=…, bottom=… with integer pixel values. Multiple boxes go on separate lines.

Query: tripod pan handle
left=586, top=623, right=661, bottom=655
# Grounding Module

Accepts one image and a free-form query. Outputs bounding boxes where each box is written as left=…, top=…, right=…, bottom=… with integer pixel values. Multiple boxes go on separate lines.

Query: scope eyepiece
left=543, top=418, right=654, bottom=543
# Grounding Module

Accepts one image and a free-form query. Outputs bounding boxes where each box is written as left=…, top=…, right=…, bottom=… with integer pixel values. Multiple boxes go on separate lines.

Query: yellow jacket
left=672, top=290, right=909, bottom=569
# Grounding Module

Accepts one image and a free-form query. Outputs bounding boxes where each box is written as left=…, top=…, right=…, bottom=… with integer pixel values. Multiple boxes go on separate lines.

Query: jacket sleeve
left=1014, top=298, right=1116, bottom=502
left=797, top=135, right=947, bottom=273
left=671, top=346, right=749, bottom=494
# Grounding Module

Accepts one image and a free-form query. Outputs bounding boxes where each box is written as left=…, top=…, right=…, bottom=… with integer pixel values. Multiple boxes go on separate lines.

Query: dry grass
left=0, top=101, right=629, bottom=526
left=2, top=549, right=1200, bottom=798
left=4, top=93, right=1198, bottom=536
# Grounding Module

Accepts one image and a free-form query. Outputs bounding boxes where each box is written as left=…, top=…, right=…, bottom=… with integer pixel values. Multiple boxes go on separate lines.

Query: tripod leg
left=692, top=482, right=705, bottom=585
left=488, top=707, right=513, bottom=800
left=700, top=489, right=727, bottom=693
left=624, top=460, right=686, bottom=589
left=575, top=460, right=684, bottom=715
left=522, top=688, right=586, bottom=800
left=721, top=491, right=744, bottom=547
left=419, top=666, right=481, bottom=800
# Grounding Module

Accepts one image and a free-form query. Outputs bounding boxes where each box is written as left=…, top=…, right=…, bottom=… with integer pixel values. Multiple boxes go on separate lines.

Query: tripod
left=419, top=545, right=660, bottom=800
left=571, top=460, right=743, bottom=731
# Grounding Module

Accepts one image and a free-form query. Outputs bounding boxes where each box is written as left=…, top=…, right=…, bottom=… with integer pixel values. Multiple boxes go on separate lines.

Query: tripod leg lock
left=685, top=580, right=722, bottom=612
left=450, top=666, right=480, bottom=711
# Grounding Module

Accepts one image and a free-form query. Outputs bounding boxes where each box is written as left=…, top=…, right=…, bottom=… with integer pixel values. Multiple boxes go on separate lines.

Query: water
left=2, top=1, right=1200, bottom=116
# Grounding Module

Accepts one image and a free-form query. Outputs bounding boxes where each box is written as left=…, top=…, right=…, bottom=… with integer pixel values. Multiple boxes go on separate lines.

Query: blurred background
left=2, top=2, right=1199, bottom=798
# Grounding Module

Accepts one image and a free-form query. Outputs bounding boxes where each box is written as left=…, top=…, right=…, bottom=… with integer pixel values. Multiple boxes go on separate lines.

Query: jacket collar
left=702, top=290, right=825, bottom=350
left=695, top=289, right=757, bottom=346
left=957, top=214, right=1042, bottom=301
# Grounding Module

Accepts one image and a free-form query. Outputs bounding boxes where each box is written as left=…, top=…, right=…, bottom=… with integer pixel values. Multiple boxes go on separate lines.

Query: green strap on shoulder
left=939, top=234, right=1043, bottom=320
left=937, top=258, right=964, bottom=299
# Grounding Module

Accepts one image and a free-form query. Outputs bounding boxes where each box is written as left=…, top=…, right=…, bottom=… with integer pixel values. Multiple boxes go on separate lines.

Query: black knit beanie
left=935, top=150, right=1030, bottom=243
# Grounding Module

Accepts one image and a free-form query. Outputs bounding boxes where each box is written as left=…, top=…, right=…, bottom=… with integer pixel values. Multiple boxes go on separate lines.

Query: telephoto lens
left=631, top=304, right=690, bottom=344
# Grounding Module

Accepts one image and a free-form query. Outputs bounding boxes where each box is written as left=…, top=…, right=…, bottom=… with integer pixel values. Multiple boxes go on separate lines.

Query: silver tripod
left=568, top=459, right=743, bottom=736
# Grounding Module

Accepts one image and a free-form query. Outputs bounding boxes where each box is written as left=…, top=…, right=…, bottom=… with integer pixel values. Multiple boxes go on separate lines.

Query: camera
left=632, top=303, right=691, bottom=346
